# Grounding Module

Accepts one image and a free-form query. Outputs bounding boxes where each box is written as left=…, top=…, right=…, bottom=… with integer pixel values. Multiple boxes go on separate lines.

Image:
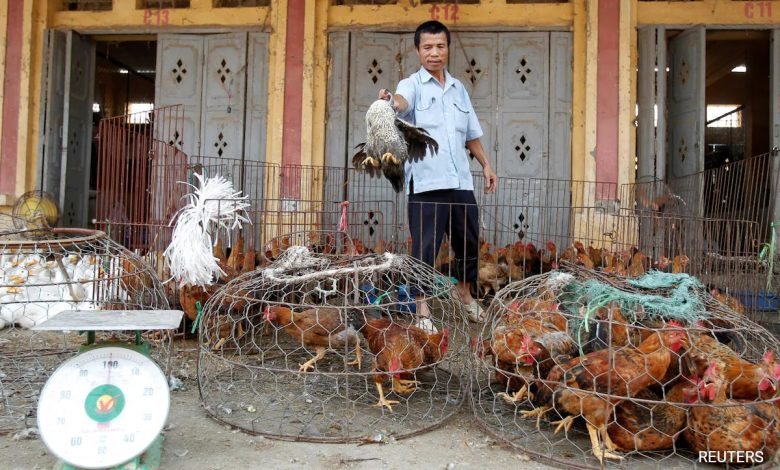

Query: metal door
left=346, top=33, right=406, bottom=247
left=155, top=34, right=204, bottom=158
left=449, top=33, right=498, bottom=177
left=60, top=32, right=96, bottom=227
left=667, top=27, right=705, bottom=217
left=40, top=31, right=67, bottom=203
left=200, top=33, right=247, bottom=162
left=497, top=33, right=550, bottom=247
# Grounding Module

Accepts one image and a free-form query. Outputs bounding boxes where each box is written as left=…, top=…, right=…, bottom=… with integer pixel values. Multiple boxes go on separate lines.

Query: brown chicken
left=525, top=322, right=690, bottom=463
left=226, top=232, right=244, bottom=271
left=573, top=241, right=595, bottom=269
left=477, top=248, right=507, bottom=296
left=685, top=361, right=780, bottom=464
left=607, top=378, right=696, bottom=451
left=362, top=318, right=449, bottom=411
left=671, top=254, right=689, bottom=274
left=540, top=240, right=558, bottom=273
left=434, top=239, right=454, bottom=274
left=710, top=287, right=747, bottom=315
left=487, top=299, right=575, bottom=404
left=588, top=245, right=604, bottom=269
left=685, top=332, right=779, bottom=400
left=263, top=305, right=362, bottom=372
left=627, top=247, right=648, bottom=277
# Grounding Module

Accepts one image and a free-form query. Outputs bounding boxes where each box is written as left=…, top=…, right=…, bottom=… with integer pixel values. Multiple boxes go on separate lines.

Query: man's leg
left=448, top=191, right=482, bottom=320
left=408, top=191, right=449, bottom=321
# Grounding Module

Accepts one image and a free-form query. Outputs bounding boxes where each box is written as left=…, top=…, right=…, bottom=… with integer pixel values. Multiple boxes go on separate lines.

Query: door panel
left=347, top=33, right=405, bottom=248
left=155, top=34, right=204, bottom=158
left=41, top=30, right=67, bottom=201
left=61, top=32, right=95, bottom=227
left=498, top=33, right=549, bottom=179
left=667, top=27, right=705, bottom=217
left=200, top=33, right=247, bottom=161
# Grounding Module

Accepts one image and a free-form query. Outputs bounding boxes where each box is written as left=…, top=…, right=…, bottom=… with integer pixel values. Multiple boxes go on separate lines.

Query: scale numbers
left=37, top=346, right=169, bottom=469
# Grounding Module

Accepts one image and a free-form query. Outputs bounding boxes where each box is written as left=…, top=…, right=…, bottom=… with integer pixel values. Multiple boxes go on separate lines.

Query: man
left=380, top=20, right=497, bottom=322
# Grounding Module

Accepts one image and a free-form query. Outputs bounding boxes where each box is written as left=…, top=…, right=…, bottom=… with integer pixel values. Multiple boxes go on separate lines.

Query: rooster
left=263, top=305, right=368, bottom=372
left=524, top=322, right=690, bottom=463
left=685, top=332, right=780, bottom=400
left=482, top=298, right=574, bottom=404
left=607, top=377, right=696, bottom=451
left=362, top=317, right=449, bottom=411
left=352, top=98, right=439, bottom=193
left=685, top=361, right=780, bottom=463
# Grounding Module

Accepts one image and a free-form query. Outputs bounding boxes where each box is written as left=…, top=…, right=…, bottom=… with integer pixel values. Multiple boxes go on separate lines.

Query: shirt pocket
left=452, top=100, right=470, bottom=134
left=415, top=95, right=438, bottom=130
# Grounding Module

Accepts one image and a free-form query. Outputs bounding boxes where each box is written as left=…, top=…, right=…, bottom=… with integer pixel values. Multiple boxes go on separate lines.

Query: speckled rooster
left=352, top=98, right=438, bottom=193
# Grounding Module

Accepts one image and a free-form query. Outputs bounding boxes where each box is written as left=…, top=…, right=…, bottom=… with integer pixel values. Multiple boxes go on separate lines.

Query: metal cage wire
left=471, top=265, right=780, bottom=469
left=197, top=231, right=470, bottom=442
left=0, top=217, right=172, bottom=433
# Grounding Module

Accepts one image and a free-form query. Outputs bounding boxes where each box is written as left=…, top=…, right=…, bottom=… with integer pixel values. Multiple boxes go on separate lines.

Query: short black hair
left=414, top=21, right=450, bottom=49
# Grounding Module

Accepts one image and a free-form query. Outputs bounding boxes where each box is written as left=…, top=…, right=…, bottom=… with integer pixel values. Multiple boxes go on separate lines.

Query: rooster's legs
left=601, top=426, right=621, bottom=452
left=361, top=156, right=380, bottom=168
left=520, top=406, right=551, bottom=429
left=552, top=415, right=576, bottom=435
left=585, top=423, right=624, bottom=464
left=381, top=153, right=401, bottom=165
left=373, top=381, right=400, bottom=411
left=497, top=385, right=533, bottom=404
left=347, top=337, right=362, bottom=369
left=299, top=347, right=327, bottom=372
left=392, top=378, right=420, bottom=395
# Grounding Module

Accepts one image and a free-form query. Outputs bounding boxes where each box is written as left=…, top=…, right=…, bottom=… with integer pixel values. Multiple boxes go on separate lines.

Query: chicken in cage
left=471, top=264, right=780, bottom=469
left=197, top=232, right=470, bottom=442
left=0, top=216, right=171, bottom=433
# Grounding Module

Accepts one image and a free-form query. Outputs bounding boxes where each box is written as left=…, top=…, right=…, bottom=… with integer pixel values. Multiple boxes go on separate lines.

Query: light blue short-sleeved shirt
left=396, top=67, right=483, bottom=194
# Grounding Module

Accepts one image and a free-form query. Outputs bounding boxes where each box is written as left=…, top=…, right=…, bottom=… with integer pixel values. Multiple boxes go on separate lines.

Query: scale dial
left=37, top=346, right=170, bottom=469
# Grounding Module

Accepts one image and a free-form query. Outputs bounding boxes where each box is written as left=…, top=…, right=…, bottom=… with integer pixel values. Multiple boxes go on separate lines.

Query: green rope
left=191, top=300, right=203, bottom=334
left=759, top=221, right=777, bottom=291
left=560, top=271, right=708, bottom=349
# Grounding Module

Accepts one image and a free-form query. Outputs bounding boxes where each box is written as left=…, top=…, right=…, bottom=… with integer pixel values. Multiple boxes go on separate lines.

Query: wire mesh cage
left=471, top=264, right=780, bottom=469
left=197, top=231, right=469, bottom=442
left=0, top=215, right=172, bottom=433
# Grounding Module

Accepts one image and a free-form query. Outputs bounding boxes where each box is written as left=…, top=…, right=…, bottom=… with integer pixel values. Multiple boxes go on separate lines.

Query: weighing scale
left=33, top=309, right=184, bottom=470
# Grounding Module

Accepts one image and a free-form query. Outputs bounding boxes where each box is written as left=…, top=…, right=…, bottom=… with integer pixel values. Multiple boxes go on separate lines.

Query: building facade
left=0, top=0, right=778, bottom=228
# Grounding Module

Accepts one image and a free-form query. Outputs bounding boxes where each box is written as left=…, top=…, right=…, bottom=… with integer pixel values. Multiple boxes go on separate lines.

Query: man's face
left=416, top=32, right=448, bottom=74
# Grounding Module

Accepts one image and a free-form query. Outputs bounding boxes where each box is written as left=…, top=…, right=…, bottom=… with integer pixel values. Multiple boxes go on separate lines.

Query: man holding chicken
left=379, top=20, right=497, bottom=322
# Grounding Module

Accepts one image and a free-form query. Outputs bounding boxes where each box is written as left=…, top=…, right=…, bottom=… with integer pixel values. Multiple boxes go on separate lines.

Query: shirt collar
left=418, top=67, right=456, bottom=90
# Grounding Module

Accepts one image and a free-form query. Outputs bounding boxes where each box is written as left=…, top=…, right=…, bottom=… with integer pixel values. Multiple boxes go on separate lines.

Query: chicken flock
left=474, top=285, right=780, bottom=465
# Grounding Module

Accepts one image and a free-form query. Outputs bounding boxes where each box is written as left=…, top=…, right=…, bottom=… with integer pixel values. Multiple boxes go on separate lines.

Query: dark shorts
left=408, top=181, right=480, bottom=284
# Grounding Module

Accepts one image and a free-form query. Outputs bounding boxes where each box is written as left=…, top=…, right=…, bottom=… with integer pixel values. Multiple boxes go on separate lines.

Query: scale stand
left=33, top=309, right=184, bottom=470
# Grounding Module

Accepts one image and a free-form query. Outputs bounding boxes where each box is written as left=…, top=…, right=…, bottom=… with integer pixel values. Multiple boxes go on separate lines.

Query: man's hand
left=483, top=164, right=497, bottom=194
left=378, top=89, right=392, bottom=101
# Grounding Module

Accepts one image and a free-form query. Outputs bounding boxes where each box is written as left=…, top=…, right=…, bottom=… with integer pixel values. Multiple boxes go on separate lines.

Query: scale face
left=37, top=346, right=170, bottom=469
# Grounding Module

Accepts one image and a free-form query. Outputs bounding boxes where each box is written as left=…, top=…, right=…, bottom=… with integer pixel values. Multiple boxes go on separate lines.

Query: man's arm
left=379, top=88, right=410, bottom=114
left=466, top=139, right=497, bottom=194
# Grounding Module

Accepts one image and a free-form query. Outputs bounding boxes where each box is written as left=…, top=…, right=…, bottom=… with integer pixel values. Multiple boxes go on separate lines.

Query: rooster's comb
left=667, top=320, right=684, bottom=328
left=763, top=350, right=776, bottom=364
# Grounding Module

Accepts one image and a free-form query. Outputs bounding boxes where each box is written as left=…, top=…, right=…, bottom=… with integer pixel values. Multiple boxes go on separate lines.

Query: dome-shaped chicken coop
left=198, top=232, right=469, bottom=442
left=0, top=215, right=171, bottom=433
left=471, top=264, right=780, bottom=469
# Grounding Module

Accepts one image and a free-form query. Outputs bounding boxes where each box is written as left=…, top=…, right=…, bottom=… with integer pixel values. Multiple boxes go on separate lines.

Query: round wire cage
left=0, top=217, right=172, bottom=433
left=198, top=231, right=469, bottom=442
left=471, top=264, right=780, bottom=469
